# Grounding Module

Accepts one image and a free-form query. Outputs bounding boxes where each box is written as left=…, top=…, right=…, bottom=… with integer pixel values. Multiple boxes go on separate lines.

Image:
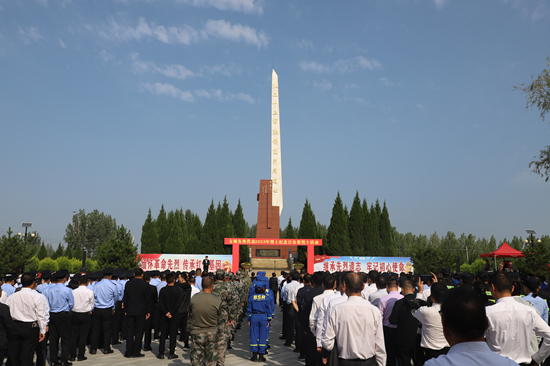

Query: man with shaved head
left=321, top=273, right=386, bottom=366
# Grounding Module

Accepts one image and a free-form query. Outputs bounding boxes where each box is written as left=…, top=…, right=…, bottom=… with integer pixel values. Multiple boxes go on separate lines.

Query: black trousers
left=125, top=315, right=145, bottom=357
left=35, top=330, right=47, bottom=366
left=91, top=308, right=113, bottom=352
left=281, top=302, right=288, bottom=337
left=0, top=348, right=7, bottom=366
left=338, top=357, right=376, bottom=366
left=178, top=313, right=189, bottom=345
left=305, top=332, right=320, bottom=366
left=159, top=314, right=182, bottom=355
left=112, top=301, right=123, bottom=343
left=50, top=312, right=71, bottom=363
left=422, top=347, right=449, bottom=362
left=70, top=312, right=91, bottom=359
left=8, top=321, right=39, bottom=366
left=153, top=305, right=161, bottom=339
left=284, top=304, right=295, bottom=344
left=383, top=327, right=398, bottom=366
left=143, top=315, right=153, bottom=349
left=397, top=346, right=418, bottom=366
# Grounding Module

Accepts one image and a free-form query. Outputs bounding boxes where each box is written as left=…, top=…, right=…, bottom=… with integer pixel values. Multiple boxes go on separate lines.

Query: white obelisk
left=271, top=69, right=283, bottom=215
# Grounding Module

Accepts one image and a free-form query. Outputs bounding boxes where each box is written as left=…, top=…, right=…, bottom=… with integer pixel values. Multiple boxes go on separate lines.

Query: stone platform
left=251, top=258, right=290, bottom=275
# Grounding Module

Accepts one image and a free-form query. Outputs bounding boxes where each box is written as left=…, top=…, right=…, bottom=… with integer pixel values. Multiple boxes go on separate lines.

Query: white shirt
left=368, top=288, right=388, bottom=308
left=190, top=285, right=200, bottom=298
left=422, top=287, right=432, bottom=302
left=486, top=296, right=550, bottom=364
left=424, top=341, right=519, bottom=366
left=316, top=292, right=342, bottom=346
left=411, top=303, right=449, bottom=350
left=156, top=281, right=167, bottom=296
left=0, top=291, right=7, bottom=304
left=6, top=288, right=49, bottom=334
left=361, top=283, right=377, bottom=300
left=72, top=285, right=95, bottom=313
left=277, top=275, right=285, bottom=288
left=322, top=296, right=386, bottom=366
left=309, top=289, right=336, bottom=335
left=284, top=281, right=303, bottom=304
left=317, top=293, right=348, bottom=347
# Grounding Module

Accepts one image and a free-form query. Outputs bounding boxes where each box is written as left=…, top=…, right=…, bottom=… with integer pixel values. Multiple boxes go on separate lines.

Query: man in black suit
left=269, top=273, right=279, bottom=305
left=142, top=273, right=157, bottom=352
left=0, top=288, right=13, bottom=365
left=123, top=268, right=153, bottom=358
left=176, top=273, right=192, bottom=348
left=389, top=279, right=421, bottom=366
left=202, top=256, right=210, bottom=273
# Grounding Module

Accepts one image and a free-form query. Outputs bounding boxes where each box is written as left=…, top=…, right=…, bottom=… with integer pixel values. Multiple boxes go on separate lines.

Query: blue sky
left=1, top=0, right=550, bottom=250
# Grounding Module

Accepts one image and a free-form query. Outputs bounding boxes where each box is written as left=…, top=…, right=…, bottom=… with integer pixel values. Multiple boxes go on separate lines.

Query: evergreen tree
left=156, top=204, right=169, bottom=253
left=141, top=208, right=160, bottom=253
left=37, top=243, right=48, bottom=260
left=200, top=200, right=218, bottom=254
left=74, top=245, right=83, bottom=261
left=232, top=199, right=249, bottom=263
left=51, top=243, right=64, bottom=260
left=218, top=197, right=235, bottom=254
left=489, top=235, right=497, bottom=251
left=348, top=192, right=364, bottom=255
left=326, top=192, right=351, bottom=256
left=186, top=235, right=200, bottom=254
left=164, top=211, right=185, bottom=254
left=298, top=199, right=317, bottom=263
left=177, top=208, right=189, bottom=252
left=379, top=201, right=396, bottom=256
left=368, top=202, right=381, bottom=255
left=284, top=217, right=296, bottom=239
left=0, top=228, right=36, bottom=274
left=64, top=245, right=74, bottom=259
left=97, top=225, right=139, bottom=269
left=362, top=199, right=374, bottom=254
left=185, top=210, right=203, bottom=241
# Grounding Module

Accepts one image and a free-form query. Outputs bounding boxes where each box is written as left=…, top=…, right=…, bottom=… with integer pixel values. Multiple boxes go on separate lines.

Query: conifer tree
left=233, top=199, right=249, bottom=263
left=74, top=245, right=83, bottom=261
left=369, top=203, right=381, bottom=255
left=200, top=200, right=218, bottom=254
left=156, top=205, right=169, bottom=253
left=298, top=199, right=317, bottom=263
left=185, top=210, right=202, bottom=241
left=37, top=243, right=48, bottom=260
left=348, top=192, right=365, bottom=255
left=51, top=243, right=64, bottom=260
left=177, top=208, right=189, bottom=251
left=64, top=245, right=74, bottom=259
left=141, top=208, right=160, bottom=253
left=97, top=225, right=138, bottom=269
left=284, top=217, right=296, bottom=239
left=379, top=201, right=396, bottom=256
left=164, top=211, right=185, bottom=254
left=326, top=192, right=351, bottom=256
left=218, top=197, right=235, bottom=254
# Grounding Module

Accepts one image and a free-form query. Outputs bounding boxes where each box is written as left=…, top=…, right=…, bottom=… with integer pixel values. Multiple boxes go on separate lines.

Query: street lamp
left=525, top=230, right=538, bottom=249
left=18, top=222, right=34, bottom=241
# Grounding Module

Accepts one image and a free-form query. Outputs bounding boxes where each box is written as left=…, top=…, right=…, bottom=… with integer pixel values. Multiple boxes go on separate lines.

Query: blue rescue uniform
left=247, top=290, right=272, bottom=354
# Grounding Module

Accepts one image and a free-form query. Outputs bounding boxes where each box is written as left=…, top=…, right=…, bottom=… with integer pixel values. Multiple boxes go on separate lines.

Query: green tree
left=164, top=211, right=185, bottom=254
left=156, top=205, right=169, bottom=253
left=185, top=209, right=202, bottom=241
left=200, top=200, right=218, bottom=254
left=284, top=217, right=296, bottom=239
left=56, top=257, right=72, bottom=271
left=96, top=225, right=139, bottom=269
left=73, top=245, right=83, bottom=261
left=348, top=192, right=364, bottom=255
left=298, top=199, right=318, bottom=262
left=38, top=257, right=58, bottom=272
left=25, top=257, right=40, bottom=272
left=64, top=245, right=73, bottom=259
left=522, top=236, right=550, bottom=276
left=218, top=197, right=235, bottom=254
left=515, top=57, right=550, bottom=180
left=141, top=208, right=160, bottom=253
left=326, top=192, right=351, bottom=256
left=51, top=243, right=64, bottom=260
left=70, top=258, right=82, bottom=273
left=379, top=201, right=395, bottom=256
left=37, top=243, right=48, bottom=260
left=232, top=199, right=249, bottom=263
left=64, top=209, right=118, bottom=257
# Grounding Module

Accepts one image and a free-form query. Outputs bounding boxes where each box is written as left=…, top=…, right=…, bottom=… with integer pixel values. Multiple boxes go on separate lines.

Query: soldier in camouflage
left=212, top=270, right=237, bottom=366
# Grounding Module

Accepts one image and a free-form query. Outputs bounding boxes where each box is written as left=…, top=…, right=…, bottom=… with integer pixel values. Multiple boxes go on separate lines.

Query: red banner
left=224, top=238, right=322, bottom=246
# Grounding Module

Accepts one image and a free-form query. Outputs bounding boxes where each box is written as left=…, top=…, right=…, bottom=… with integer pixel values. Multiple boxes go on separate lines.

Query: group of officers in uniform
left=0, top=266, right=254, bottom=366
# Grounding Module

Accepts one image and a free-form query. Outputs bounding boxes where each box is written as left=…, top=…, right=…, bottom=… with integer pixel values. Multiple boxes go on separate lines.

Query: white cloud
left=93, top=17, right=268, bottom=48
left=58, top=38, right=66, bottom=48
left=176, top=0, right=263, bottom=14
left=434, top=0, right=447, bottom=9
left=99, top=50, right=115, bottom=63
left=299, top=61, right=331, bottom=74
left=19, top=26, right=44, bottom=43
left=199, top=63, right=242, bottom=76
left=300, top=56, right=382, bottom=74
left=140, top=82, right=195, bottom=102
left=293, top=38, right=314, bottom=50
left=140, top=82, right=254, bottom=104
left=202, top=19, right=268, bottom=48
left=313, top=79, right=332, bottom=91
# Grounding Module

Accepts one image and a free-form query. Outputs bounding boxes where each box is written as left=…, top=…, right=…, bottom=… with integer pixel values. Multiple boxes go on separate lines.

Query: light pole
left=17, top=222, right=34, bottom=241
left=525, top=230, right=538, bottom=250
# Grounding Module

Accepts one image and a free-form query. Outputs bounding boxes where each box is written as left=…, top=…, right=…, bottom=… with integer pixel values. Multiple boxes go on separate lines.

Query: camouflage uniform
left=212, top=271, right=236, bottom=365
left=190, top=331, right=218, bottom=366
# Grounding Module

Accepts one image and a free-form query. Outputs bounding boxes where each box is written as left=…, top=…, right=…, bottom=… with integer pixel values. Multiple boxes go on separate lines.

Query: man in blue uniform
left=90, top=267, right=118, bottom=355
left=247, top=283, right=272, bottom=362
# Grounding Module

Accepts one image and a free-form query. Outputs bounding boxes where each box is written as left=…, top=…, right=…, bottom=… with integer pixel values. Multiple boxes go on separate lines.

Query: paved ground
left=71, top=306, right=304, bottom=366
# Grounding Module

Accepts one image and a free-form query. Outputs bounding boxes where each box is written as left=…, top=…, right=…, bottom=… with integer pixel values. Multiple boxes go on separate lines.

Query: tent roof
left=480, top=242, right=524, bottom=258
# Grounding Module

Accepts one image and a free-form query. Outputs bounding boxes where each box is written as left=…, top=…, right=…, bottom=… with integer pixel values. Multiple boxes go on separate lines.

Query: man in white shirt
left=70, top=274, right=95, bottom=361
left=411, top=282, right=450, bottom=361
left=425, top=287, right=518, bottom=366
left=368, top=275, right=388, bottom=307
left=189, top=277, right=200, bottom=298
left=322, top=273, right=386, bottom=366
left=361, top=271, right=379, bottom=300
left=485, top=272, right=550, bottom=365
left=7, top=273, right=48, bottom=366
left=316, top=274, right=346, bottom=349
left=156, top=273, right=167, bottom=296
left=309, top=274, right=336, bottom=336
left=283, top=272, right=302, bottom=347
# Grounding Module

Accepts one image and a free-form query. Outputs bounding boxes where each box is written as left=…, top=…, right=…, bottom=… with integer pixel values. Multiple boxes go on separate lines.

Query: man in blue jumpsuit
left=247, top=284, right=272, bottom=362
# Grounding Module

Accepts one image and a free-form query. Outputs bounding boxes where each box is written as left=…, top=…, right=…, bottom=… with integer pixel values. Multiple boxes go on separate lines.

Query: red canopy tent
left=480, top=242, right=524, bottom=271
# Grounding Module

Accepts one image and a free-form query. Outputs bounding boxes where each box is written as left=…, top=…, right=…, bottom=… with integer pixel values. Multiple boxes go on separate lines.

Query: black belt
left=252, top=312, right=265, bottom=314
left=51, top=311, right=69, bottom=314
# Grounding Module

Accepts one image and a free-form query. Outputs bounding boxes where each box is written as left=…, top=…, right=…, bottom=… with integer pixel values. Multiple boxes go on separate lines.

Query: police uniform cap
left=4, top=274, right=14, bottom=281
left=55, top=269, right=69, bottom=279
left=41, top=270, right=51, bottom=280
left=73, top=273, right=82, bottom=281
left=102, top=267, right=114, bottom=276
left=460, top=272, right=474, bottom=280
left=112, top=268, right=124, bottom=278
left=29, top=271, right=38, bottom=278
left=525, top=277, right=540, bottom=289
left=441, top=268, right=451, bottom=275
left=126, top=270, right=135, bottom=278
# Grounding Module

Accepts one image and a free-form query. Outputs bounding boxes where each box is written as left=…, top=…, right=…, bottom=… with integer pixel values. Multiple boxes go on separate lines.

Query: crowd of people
left=1, top=264, right=550, bottom=366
